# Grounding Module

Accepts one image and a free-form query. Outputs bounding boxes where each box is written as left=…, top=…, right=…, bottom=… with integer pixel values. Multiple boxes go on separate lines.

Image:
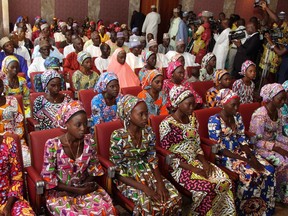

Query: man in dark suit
left=232, top=22, right=261, bottom=79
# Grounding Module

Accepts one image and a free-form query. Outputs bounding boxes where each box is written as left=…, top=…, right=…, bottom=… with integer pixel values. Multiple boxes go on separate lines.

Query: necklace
left=65, top=133, right=80, bottom=160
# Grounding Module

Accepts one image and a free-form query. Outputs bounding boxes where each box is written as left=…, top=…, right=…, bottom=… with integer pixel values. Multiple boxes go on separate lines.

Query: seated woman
left=72, top=51, right=99, bottom=91
left=163, top=60, right=202, bottom=111
left=199, top=52, right=216, bottom=81
left=0, top=135, right=35, bottom=215
left=1, top=55, right=30, bottom=117
left=160, top=85, right=236, bottom=215
left=250, top=83, right=288, bottom=204
left=137, top=69, right=168, bottom=116
left=282, top=80, right=288, bottom=137
left=138, top=51, right=157, bottom=82
left=33, top=70, right=72, bottom=130
left=109, top=95, right=182, bottom=215
left=107, top=48, right=140, bottom=88
left=208, top=89, right=276, bottom=215
left=206, top=69, right=231, bottom=108
left=91, top=72, right=121, bottom=126
left=232, top=60, right=257, bottom=104
left=41, top=100, right=116, bottom=215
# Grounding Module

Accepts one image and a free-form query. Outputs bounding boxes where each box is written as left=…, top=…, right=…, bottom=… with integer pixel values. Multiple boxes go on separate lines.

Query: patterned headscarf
left=167, top=60, right=182, bottom=79
left=201, top=52, right=215, bottom=68
left=77, top=51, right=91, bottom=65
left=239, top=60, right=256, bottom=76
left=94, top=72, right=118, bottom=93
left=213, top=69, right=229, bottom=86
left=142, top=51, right=155, bottom=64
left=216, top=88, right=240, bottom=106
left=0, top=55, right=19, bottom=79
left=56, top=100, right=86, bottom=129
left=282, top=80, right=288, bottom=92
left=141, top=69, right=162, bottom=90
left=44, top=57, right=61, bottom=69
left=41, top=69, right=62, bottom=92
left=117, top=94, right=144, bottom=129
left=170, top=85, right=193, bottom=108
left=260, top=83, right=284, bottom=102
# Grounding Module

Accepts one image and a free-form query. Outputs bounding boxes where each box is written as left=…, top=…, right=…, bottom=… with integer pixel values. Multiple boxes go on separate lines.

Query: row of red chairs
left=25, top=102, right=261, bottom=214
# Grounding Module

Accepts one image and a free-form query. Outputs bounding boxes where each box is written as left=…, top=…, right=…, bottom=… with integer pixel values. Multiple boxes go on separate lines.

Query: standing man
left=141, top=5, right=161, bottom=43
left=168, top=8, right=181, bottom=49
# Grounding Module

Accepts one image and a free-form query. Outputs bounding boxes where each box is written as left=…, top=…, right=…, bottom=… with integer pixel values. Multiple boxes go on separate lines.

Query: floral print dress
left=110, top=126, right=182, bottom=215
left=232, top=79, right=255, bottom=104
left=206, top=86, right=219, bottom=107
left=250, top=106, right=288, bottom=204
left=209, top=113, right=276, bottom=216
left=41, top=134, right=116, bottom=215
left=0, top=135, right=35, bottom=215
left=72, top=70, right=99, bottom=91
left=160, top=115, right=236, bottom=216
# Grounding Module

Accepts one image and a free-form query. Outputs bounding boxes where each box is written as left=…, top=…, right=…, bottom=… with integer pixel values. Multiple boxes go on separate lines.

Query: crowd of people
left=0, top=0, right=288, bottom=215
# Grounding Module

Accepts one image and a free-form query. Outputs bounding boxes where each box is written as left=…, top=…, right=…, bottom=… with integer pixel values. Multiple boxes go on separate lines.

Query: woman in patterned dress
left=160, top=85, right=236, bottom=216
left=0, top=135, right=35, bottom=215
left=109, top=95, right=182, bottom=215
left=72, top=51, right=99, bottom=91
left=137, top=69, right=168, bottom=116
left=163, top=60, right=203, bottom=112
left=91, top=72, right=121, bottom=127
left=41, top=100, right=116, bottom=215
left=232, top=60, right=257, bottom=104
left=0, top=55, right=30, bottom=117
left=209, top=89, right=276, bottom=215
left=250, top=83, right=288, bottom=204
left=33, top=70, right=72, bottom=130
left=282, top=80, right=288, bottom=137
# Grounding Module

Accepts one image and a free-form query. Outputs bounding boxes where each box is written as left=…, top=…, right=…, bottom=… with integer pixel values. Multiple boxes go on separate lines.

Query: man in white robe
left=142, top=5, right=161, bottom=42
left=168, top=8, right=181, bottom=49
left=126, top=41, right=144, bottom=71
left=86, top=31, right=102, bottom=58
left=95, top=43, right=111, bottom=73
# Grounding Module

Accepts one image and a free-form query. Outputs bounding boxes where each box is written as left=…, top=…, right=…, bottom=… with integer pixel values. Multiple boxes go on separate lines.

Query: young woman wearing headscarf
left=110, top=95, right=182, bottom=215
left=199, top=52, right=216, bottom=81
left=208, top=89, right=276, bottom=215
left=41, top=100, right=116, bottom=215
left=138, top=50, right=158, bottom=82
left=160, top=86, right=236, bottom=215
left=33, top=70, right=72, bottom=130
left=107, top=48, right=140, bottom=88
left=250, top=83, right=288, bottom=204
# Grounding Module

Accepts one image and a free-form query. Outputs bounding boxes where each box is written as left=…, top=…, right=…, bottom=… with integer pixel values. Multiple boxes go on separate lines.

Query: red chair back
left=190, top=80, right=214, bottom=104
left=94, top=120, right=123, bottom=159
left=162, top=67, right=167, bottom=79
left=238, top=102, right=261, bottom=130
left=78, top=89, right=98, bottom=117
left=150, top=115, right=168, bottom=145
left=121, top=86, right=142, bottom=96
left=29, top=128, right=64, bottom=174
left=194, top=107, right=221, bottom=138
left=134, top=68, right=141, bottom=76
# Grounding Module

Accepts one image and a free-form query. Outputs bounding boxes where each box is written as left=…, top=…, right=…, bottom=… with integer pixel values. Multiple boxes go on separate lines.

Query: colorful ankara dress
left=110, top=126, right=181, bottom=215
left=205, top=86, right=219, bottom=107
left=250, top=106, right=288, bottom=204
left=41, top=134, right=116, bottom=215
left=232, top=79, right=255, bottom=104
left=72, top=70, right=99, bottom=91
left=209, top=113, right=276, bottom=215
left=160, top=114, right=236, bottom=215
left=0, top=135, right=35, bottom=215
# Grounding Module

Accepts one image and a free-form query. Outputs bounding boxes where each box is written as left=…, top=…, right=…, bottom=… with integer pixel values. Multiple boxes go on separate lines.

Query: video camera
left=254, top=0, right=270, bottom=8
left=262, top=27, right=284, bottom=42
left=189, top=19, right=202, bottom=26
left=228, top=29, right=246, bottom=41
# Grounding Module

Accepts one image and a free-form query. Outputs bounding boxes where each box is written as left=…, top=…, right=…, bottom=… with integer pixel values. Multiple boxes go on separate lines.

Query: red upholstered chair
left=134, top=67, right=141, bottom=77
left=78, top=89, right=98, bottom=126
left=190, top=80, right=214, bottom=104
left=121, top=86, right=142, bottom=96
left=94, top=120, right=135, bottom=213
left=238, top=102, right=261, bottom=131
left=162, top=67, right=167, bottom=79
left=150, top=115, right=192, bottom=197
left=25, top=128, right=64, bottom=215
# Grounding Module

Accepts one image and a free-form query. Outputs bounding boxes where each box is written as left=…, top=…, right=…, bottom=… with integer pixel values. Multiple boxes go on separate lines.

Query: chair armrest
left=156, top=146, right=175, bottom=165
left=200, top=137, right=218, bottom=153
left=97, top=155, right=116, bottom=178
left=27, top=118, right=40, bottom=132
left=25, top=166, right=45, bottom=195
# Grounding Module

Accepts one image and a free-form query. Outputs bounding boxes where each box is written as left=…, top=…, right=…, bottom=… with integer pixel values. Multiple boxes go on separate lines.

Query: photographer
left=265, top=33, right=288, bottom=83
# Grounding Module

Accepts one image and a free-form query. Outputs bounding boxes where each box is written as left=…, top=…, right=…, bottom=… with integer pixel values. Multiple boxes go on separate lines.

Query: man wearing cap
left=126, top=40, right=144, bottom=70
left=141, top=5, right=161, bottom=42
left=95, top=43, right=111, bottom=73
left=86, top=31, right=102, bottom=58
left=0, top=37, right=28, bottom=80
left=110, top=32, right=129, bottom=55
left=34, top=23, right=55, bottom=47
left=158, top=33, right=174, bottom=54
left=148, top=39, right=169, bottom=69
left=168, top=8, right=182, bottom=49
left=54, top=22, right=68, bottom=43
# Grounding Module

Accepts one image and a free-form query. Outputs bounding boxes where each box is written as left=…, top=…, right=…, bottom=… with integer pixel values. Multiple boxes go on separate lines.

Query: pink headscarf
left=107, top=48, right=140, bottom=88
left=167, top=60, right=182, bottom=79
left=216, top=88, right=240, bottom=107
left=239, top=60, right=256, bottom=76
left=260, top=83, right=284, bottom=102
